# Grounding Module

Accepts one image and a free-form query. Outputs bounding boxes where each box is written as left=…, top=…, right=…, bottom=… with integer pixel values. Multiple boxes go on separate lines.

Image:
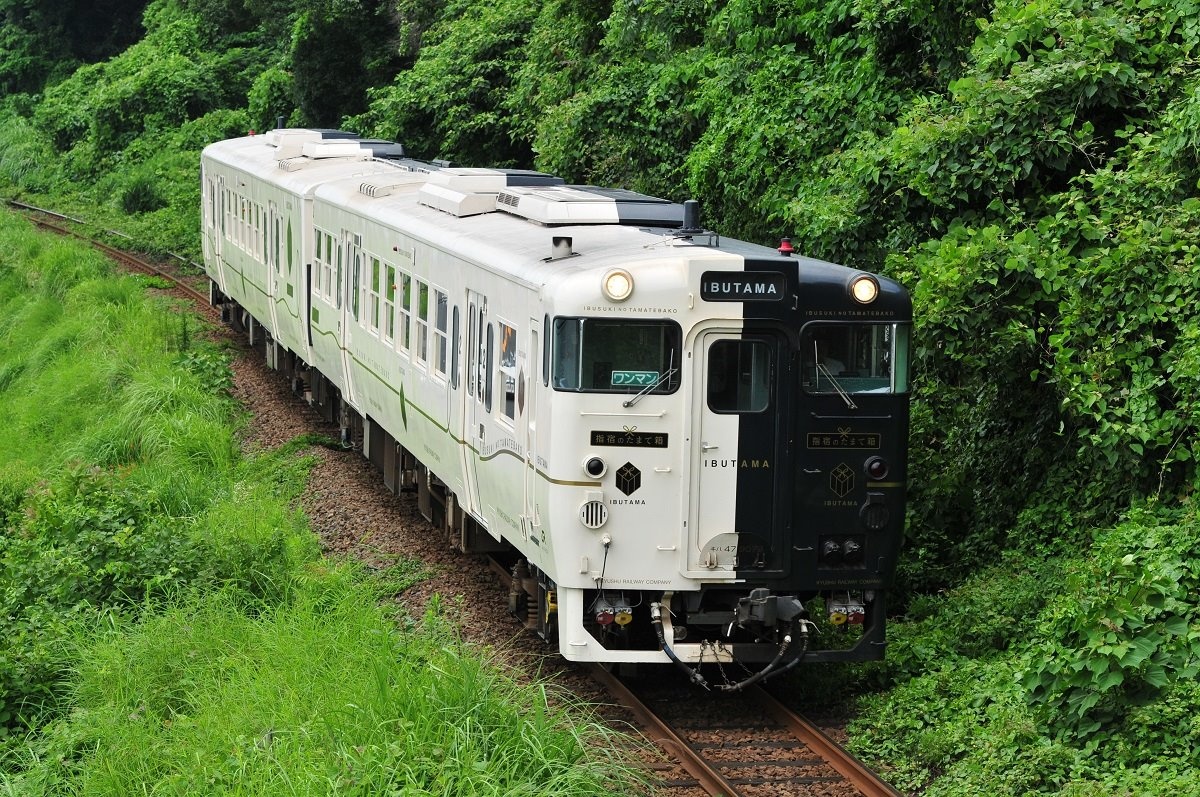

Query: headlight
left=850, top=275, right=879, bottom=304
left=602, top=269, right=634, bottom=302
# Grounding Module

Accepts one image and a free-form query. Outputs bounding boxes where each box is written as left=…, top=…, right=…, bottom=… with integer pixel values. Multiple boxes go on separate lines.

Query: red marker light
left=778, top=237, right=794, bottom=256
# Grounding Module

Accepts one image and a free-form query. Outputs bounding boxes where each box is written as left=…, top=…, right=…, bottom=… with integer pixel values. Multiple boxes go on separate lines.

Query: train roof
left=200, top=130, right=421, bottom=196
left=203, top=131, right=908, bottom=312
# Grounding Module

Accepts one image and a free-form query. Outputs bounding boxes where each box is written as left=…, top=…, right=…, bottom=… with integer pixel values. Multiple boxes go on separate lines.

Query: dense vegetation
left=0, top=216, right=644, bottom=794
left=1, top=0, right=1199, bottom=792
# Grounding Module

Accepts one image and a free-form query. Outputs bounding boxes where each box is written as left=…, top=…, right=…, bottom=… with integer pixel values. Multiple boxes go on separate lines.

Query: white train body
left=201, top=130, right=912, bottom=680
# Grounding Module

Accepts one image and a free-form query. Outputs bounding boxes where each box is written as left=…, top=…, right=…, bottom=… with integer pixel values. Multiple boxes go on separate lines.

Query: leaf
left=1162, top=616, right=1190, bottom=635
left=1142, top=663, right=1169, bottom=688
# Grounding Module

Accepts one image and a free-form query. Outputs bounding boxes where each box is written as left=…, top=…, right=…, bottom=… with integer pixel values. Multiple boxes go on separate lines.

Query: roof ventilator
left=545, top=236, right=578, bottom=261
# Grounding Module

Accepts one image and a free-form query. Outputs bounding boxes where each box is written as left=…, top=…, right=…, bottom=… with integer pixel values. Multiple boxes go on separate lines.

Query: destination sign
left=701, top=271, right=787, bottom=302
left=807, top=432, right=881, bottom=449
left=590, top=430, right=669, bottom=448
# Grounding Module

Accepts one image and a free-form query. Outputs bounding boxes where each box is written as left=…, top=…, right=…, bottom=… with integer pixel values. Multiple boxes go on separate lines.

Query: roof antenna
left=672, top=199, right=719, bottom=247
left=680, top=199, right=703, bottom=234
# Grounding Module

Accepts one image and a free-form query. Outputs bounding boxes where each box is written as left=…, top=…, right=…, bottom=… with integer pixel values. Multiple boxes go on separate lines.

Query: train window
left=466, top=304, right=476, bottom=397
left=416, top=280, right=430, bottom=362
left=451, top=305, right=460, bottom=390
left=399, top=273, right=412, bottom=350
left=484, top=322, right=494, bottom=411
left=335, top=239, right=343, bottom=310
left=499, top=321, right=517, bottom=420
left=542, top=313, right=551, bottom=387
left=383, top=264, right=397, bottom=342
left=707, top=340, right=771, bottom=413
left=434, top=290, right=449, bottom=376
left=368, top=256, right=382, bottom=332
left=551, top=318, right=682, bottom=395
left=801, top=323, right=910, bottom=394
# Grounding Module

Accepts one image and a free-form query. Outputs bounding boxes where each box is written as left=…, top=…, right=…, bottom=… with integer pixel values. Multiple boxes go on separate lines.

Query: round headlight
left=602, top=269, right=634, bottom=302
left=850, top=275, right=879, bottom=304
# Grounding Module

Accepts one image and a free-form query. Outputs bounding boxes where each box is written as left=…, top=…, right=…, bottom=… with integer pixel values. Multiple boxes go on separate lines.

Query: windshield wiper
left=816, top=363, right=857, bottom=410
left=623, top=366, right=678, bottom=408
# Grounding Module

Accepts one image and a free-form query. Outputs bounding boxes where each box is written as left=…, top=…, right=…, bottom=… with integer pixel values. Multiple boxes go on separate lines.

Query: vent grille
left=579, top=500, right=609, bottom=530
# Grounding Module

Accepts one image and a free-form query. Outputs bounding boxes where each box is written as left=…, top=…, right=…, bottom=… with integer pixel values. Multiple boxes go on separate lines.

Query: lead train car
left=201, top=129, right=912, bottom=689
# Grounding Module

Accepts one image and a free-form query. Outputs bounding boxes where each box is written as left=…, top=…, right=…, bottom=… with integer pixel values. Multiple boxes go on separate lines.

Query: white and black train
left=201, top=129, right=911, bottom=690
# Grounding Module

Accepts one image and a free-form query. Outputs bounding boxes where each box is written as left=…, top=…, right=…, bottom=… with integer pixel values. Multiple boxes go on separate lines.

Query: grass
left=0, top=208, right=649, bottom=794
left=6, top=580, right=648, bottom=797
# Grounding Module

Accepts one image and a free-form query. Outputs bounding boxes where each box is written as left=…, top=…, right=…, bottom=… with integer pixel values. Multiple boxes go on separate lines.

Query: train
left=200, top=128, right=911, bottom=690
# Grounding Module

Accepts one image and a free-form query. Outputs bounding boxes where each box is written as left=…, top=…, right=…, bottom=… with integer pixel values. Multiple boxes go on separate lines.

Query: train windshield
left=801, top=322, right=910, bottom=394
left=552, top=318, right=682, bottom=394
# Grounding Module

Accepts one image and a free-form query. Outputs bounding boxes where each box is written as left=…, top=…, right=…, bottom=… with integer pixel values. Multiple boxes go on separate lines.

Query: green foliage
left=4, top=583, right=648, bottom=796
left=0, top=0, right=148, bottom=94
left=247, top=66, right=295, bottom=131
left=4, top=0, right=1200, bottom=790
left=353, top=0, right=539, bottom=165
left=289, top=0, right=402, bottom=127
left=1019, top=505, right=1200, bottom=747
left=118, top=174, right=166, bottom=214
left=0, top=214, right=319, bottom=734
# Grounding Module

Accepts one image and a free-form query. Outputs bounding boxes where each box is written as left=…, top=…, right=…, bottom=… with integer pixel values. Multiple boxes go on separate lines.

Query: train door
left=339, top=232, right=362, bottom=406
left=462, top=289, right=488, bottom=528
left=522, top=319, right=541, bottom=542
left=266, top=202, right=283, bottom=341
left=209, top=176, right=226, bottom=284
left=688, top=327, right=789, bottom=577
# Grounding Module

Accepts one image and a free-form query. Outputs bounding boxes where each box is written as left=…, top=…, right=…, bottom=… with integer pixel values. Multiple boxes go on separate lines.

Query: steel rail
left=585, top=663, right=742, bottom=797
left=747, top=686, right=903, bottom=797
left=5, top=199, right=210, bottom=306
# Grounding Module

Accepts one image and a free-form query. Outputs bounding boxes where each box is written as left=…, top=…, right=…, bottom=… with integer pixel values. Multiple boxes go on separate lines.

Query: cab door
left=688, top=327, right=789, bottom=577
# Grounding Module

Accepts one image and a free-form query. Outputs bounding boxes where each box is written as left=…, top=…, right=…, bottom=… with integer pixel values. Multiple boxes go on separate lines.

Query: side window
left=416, top=280, right=430, bottom=363
left=312, top=230, right=322, bottom=295
left=323, top=232, right=334, bottom=299
left=273, top=214, right=282, bottom=273
left=399, top=273, right=412, bottom=350
left=499, top=321, right=517, bottom=420
left=368, top=256, right=382, bottom=333
left=542, top=313, right=550, bottom=387
left=335, top=238, right=343, bottom=309
left=351, top=247, right=361, bottom=321
left=707, top=339, right=771, bottom=413
left=484, top=322, right=494, bottom=412
left=467, top=303, right=476, bottom=397
left=451, top=305, right=461, bottom=390
left=433, top=289, right=449, bottom=376
left=383, top=264, right=397, bottom=343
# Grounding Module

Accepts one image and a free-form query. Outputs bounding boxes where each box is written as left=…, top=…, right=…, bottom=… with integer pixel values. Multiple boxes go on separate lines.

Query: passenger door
left=462, top=289, right=488, bottom=529
left=688, top=327, right=788, bottom=577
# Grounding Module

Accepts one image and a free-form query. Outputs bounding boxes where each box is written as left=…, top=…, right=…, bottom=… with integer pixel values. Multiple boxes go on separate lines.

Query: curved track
left=6, top=200, right=211, bottom=306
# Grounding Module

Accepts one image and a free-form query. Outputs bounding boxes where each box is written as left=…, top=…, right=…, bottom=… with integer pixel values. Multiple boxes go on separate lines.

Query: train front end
left=540, top=233, right=910, bottom=687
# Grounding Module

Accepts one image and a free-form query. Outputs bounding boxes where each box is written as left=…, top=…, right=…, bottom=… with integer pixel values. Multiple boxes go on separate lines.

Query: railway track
left=5, top=199, right=211, bottom=307
left=8, top=198, right=905, bottom=797
left=587, top=664, right=901, bottom=797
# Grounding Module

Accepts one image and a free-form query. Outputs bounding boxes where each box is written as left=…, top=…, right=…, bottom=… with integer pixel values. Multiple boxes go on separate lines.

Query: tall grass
left=6, top=582, right=648, bottom=797
left=0, top=208, right=648, bottom=794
